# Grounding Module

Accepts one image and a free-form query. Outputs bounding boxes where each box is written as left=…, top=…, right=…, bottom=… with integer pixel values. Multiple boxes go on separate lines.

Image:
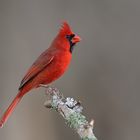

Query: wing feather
left=19, top=52, right=54, bottom=90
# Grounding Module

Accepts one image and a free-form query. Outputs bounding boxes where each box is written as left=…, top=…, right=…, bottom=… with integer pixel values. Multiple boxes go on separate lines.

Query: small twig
left=44, top=86, right=97, bottom=140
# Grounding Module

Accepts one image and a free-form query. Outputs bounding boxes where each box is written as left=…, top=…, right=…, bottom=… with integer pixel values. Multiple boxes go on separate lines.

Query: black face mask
left=66, top=34, right=76, bottom=53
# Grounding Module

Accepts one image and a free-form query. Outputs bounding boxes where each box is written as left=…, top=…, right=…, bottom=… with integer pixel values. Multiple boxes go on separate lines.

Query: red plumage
left=0, top=22, right=81, bottom=127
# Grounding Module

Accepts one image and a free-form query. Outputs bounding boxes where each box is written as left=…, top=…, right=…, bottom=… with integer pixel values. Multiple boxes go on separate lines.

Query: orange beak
left=72, top=35, right=81, bottom=44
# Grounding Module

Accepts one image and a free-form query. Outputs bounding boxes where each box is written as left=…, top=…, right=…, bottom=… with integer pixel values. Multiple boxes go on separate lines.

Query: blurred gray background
left=0, top=0, right=140, bottom=140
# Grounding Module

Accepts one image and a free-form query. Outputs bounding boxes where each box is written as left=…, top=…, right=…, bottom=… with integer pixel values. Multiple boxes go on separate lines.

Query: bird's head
left=58, top=22, right=81, bottom=53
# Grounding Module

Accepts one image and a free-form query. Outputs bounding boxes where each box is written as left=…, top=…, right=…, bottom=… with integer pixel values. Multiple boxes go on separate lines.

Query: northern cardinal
left=0, top=22, right=81, bottom=128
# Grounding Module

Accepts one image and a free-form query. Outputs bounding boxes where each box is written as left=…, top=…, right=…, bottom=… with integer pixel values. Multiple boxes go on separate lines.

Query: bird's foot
left=39, top=84, right=50, bottom=88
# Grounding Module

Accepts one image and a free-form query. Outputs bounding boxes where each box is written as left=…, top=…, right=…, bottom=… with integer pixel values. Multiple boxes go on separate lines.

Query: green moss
left=82, top=136, right=97, bottom=140
left=66, top=112, right=87, bottom=129
left=51, top=102, right=57, bottom=110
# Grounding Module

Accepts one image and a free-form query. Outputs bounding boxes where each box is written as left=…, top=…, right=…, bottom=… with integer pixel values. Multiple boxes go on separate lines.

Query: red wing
left=19, top=53, right=54, bottom=90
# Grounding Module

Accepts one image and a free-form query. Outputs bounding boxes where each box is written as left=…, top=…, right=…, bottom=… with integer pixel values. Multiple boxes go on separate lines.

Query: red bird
left=0, top=22, right=81, bottom=128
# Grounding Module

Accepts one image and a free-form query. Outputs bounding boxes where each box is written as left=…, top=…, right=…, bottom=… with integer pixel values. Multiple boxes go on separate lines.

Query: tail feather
left=0, top=90, right=24, bottom=128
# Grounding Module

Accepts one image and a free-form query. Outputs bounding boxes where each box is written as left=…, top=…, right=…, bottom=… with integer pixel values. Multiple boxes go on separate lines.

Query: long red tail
left=0, top=90, right=25, bottom=128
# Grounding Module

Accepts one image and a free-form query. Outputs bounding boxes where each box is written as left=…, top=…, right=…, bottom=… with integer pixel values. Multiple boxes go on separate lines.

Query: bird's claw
left=39, top=84, right=49, bottom=88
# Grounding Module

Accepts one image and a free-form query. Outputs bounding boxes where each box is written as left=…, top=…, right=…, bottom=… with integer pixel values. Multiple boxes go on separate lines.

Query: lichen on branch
left=44, top=86, right=97, bottom=140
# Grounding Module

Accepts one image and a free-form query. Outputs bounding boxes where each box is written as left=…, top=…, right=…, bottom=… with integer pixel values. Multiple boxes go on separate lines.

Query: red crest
left=59, top=21, right=73, bottom=35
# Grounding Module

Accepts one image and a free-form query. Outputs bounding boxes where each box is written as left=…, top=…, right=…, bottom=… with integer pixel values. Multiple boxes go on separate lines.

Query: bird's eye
left=66, top=35, right=70, bottom=39
left=66, top=34, right=75, bottom=40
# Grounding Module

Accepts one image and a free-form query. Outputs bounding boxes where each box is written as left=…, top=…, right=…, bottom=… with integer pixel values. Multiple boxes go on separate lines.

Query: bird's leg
left=39, top=84, right=50, bottom=88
